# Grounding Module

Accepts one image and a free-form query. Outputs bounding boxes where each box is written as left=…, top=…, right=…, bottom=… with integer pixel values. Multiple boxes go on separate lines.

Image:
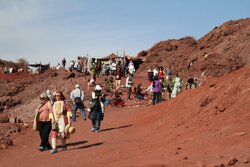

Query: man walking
left=70, top=84, right=86, bottom=122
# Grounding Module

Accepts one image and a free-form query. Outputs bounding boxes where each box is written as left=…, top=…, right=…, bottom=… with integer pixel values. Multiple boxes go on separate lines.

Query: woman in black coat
left=88, top=95, right=104, bottom=133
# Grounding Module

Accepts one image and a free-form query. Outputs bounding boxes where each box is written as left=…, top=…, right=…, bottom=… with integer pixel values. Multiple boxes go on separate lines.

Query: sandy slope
left=0, top=65, right=249, bottom=167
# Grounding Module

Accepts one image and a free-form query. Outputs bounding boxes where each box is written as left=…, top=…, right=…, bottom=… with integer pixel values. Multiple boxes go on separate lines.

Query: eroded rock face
left=0, top=97, right=22, bottom=112
left=137, top=18, right=250, bottom=80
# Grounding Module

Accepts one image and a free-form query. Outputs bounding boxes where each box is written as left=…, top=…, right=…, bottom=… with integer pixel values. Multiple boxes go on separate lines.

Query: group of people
left=144, top=66, right=183, bottom=103
left=101, top=65, right=186, bottom=106
left=34, top=62, right=199, bottom=154
left=35, top=91, right=71, bottom=154
left=124, top=65, right=198, bottom=105
left=34, top=84, right=105, bottom=154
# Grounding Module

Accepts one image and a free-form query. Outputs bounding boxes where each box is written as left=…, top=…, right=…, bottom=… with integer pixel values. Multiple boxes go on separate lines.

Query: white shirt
left=126, top=76, right=132, bottom=87
left=70, top=88, right=84, bottom=101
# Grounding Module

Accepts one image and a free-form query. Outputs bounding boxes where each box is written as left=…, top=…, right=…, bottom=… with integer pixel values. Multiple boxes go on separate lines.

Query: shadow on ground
left=101, top=124, right=133, bottom=132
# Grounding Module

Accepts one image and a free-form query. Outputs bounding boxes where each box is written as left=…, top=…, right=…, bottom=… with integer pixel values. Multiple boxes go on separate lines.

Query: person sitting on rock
left=103, top=92, right=111, bottom=108
left=135, top=84, right=144, bottom=100
left=186, top=77, right=198, bottom=89
left=88, top=78, right=96, bottom=87
left=111, top=91, right=124, bottom=107
left=105, top=77, right=115, bottom=92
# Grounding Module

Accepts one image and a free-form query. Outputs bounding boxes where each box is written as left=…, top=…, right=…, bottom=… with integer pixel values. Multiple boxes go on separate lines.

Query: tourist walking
left=70, top=84, right=86, bottom=122
left=50, top=91, right=72, bottom=154
left=88, top=90, right=105, bottom=133
left=35, top=93, right=52, bottom=151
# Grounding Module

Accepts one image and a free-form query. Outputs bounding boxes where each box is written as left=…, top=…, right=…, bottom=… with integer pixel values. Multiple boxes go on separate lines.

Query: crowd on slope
left=33, top=57, right=199, bottom=154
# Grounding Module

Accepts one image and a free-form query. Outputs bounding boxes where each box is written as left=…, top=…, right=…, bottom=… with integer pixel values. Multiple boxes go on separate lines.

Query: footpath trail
left=1, top=65, right=250, bottom=167
left=0, top=106, right=144, bottom=167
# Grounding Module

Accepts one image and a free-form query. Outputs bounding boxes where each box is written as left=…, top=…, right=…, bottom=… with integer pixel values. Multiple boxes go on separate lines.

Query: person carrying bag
left=33, top=93, right=52, bottom=152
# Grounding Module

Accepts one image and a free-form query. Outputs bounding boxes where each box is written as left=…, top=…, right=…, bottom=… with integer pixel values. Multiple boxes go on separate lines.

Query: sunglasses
left=40, top=97, right=45, bottom=100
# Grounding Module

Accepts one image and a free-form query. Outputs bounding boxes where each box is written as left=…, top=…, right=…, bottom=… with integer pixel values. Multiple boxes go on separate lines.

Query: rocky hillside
left=137, top=18, right=250, bottom=81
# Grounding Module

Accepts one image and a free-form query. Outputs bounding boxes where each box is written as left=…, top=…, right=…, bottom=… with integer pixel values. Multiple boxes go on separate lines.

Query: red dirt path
left=0, top=65, right=250, bottom=167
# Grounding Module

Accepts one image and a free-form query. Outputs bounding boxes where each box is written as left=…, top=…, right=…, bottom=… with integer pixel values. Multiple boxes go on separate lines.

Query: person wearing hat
left=35, top=93, right=53, bottom=151
left=94, top=84, right=102, bottom=95
left=88, top=91, right=105, bottom=133
left=70, top=84, right=86, bottom=122
left=49, top=91, right=72, bottom=154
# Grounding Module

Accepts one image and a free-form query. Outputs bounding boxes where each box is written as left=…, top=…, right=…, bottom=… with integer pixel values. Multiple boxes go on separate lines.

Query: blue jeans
left=71, top=103, right=86, bottom=122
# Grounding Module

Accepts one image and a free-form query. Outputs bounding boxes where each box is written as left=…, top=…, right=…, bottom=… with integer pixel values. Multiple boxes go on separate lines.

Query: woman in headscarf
left=171, top=73, right=182, bottom=98
left=88, top=90, right=105, bottom=133
left=152, top=76, right=162, bottom=105
left=36, top=93, right=52, bottom=151
left=49, top=91, right=72, bottom=154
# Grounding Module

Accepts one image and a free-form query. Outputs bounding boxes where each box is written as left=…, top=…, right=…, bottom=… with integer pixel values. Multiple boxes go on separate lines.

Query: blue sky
left=0, top=0, right=249, bottom=66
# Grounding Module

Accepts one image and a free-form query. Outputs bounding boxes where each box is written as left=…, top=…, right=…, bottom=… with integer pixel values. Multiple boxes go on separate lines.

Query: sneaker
left=91, top=128, right=96, bottom=132
left=94, top=129, right=100, bottom=133
left=38, top=146, right=46, bottom=151
left=62, top=146, right=67, bottom=151
left=50, top=148, right=57, bottom=154
left=46, top=146, right=52, bottom=150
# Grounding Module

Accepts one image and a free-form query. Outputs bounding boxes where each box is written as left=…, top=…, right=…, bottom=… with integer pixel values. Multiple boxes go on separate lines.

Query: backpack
left=74, top=97, right=82, bottom=105
left=74, top=90, right=82, bottom=105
